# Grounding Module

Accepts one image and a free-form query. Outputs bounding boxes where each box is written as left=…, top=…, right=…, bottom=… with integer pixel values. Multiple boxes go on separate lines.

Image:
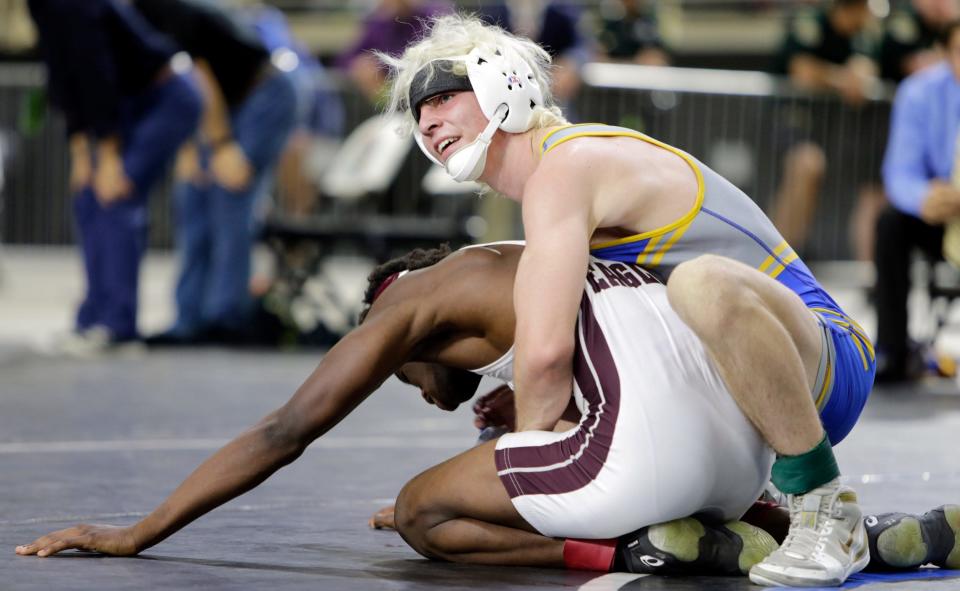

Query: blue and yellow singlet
left=541, top=124, right=874, bottom=443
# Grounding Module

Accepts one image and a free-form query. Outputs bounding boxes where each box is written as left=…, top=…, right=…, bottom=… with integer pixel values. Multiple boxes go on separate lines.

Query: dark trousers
left=874, top=206, right=943, bottom=372
left=74, top=71, right=201, bottom=340
left=170, top=68, right=298, bottom=336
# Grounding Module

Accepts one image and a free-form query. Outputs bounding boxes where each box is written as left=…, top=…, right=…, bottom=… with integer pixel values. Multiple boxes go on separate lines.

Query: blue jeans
left=74, top=71, right=202, bottom=341
left=171, top=68, right=298, bottom=335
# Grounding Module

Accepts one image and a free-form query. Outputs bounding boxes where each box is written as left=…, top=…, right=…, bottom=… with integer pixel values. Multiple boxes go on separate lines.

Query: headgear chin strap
left=415, top=103, right=508, bottom=182
left=409, top=46, right=545, bottom=183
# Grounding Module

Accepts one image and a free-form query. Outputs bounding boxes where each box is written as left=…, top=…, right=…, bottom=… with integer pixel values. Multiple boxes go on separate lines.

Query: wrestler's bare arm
left=15, top=300, right=435, bottom=558
left=512, top=155, right=593, bottom=432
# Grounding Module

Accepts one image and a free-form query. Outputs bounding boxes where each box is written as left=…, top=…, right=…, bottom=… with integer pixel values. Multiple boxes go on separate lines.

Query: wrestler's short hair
left=378, top=13, right=568, bottom=135
left=358, top=244, right=454, bottom=324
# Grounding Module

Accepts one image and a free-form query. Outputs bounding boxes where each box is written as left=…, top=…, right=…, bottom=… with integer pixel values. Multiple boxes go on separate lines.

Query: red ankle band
left=563, top=538, right=617, bottom=571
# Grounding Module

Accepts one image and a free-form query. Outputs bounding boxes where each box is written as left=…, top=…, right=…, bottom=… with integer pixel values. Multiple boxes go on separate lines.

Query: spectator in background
left=27, top=0, right=202, bottom=354
left=769, top=0, right=882, bottom=262
left=596, top=0, right=670, bottom=66
left=337, top=0, right=450, bottom=104
left=132, top=0, right=299, bottom=345
left=875, top=19, right=960, bottom=382
left=244, top=3, right=344, bottom=218
left=479, top=1, right=591, bottom=112
left=880, top=0, right=959, bottom=82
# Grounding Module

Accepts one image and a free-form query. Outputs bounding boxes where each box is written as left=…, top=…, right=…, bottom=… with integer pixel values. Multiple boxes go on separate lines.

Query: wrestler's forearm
left=130, top=413, right=303, bottom=551
left=513, top=362, right=573, bottom=432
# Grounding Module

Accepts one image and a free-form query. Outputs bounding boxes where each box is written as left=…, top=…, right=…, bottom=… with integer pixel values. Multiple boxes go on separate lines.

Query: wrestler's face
left=417, top=91, right=489, bottom=163
left=396, top=362, right=477, bottom=411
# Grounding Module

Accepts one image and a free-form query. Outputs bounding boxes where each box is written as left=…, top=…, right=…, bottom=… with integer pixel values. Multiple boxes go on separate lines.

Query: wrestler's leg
left=394, top=439, right=566, bottom=567
left=374, top=397, right=581, bottom=532
left=667, top=254, right=825, bottom=455
left=394, top=439, right=776, bottom=574
left=668, top=255, right=871, bottom=585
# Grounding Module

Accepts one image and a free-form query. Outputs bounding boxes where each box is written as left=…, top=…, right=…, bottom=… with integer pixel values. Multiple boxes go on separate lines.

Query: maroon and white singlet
left=472, top=252, right=774, bottom=539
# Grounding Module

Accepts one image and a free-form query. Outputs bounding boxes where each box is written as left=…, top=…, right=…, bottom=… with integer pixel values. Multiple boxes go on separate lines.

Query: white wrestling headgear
left=409, top=46, right=545, bottom=182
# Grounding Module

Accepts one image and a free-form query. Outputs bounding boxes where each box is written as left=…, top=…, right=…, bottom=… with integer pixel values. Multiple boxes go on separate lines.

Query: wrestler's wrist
left=129, top=515, right=166, bottom=552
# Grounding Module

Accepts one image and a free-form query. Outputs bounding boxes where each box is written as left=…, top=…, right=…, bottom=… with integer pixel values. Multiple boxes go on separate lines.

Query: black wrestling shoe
left=865, top=505, right=960, bottom=571
left=615, top=517, right=778, bottom=576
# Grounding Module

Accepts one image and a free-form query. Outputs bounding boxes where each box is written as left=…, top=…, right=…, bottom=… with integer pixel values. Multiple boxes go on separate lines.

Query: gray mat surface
left=2, top=349, right=959, bottom=590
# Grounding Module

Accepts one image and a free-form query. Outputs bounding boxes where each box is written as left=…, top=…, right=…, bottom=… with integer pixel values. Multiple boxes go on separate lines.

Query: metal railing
left=0, top=61, right=893, bottom=260
left=577, top=64, right=892, bottom=259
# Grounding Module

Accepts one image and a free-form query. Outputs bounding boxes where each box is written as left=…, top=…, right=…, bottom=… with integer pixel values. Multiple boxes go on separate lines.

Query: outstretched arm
left=16, top=305, right=428, bottom=558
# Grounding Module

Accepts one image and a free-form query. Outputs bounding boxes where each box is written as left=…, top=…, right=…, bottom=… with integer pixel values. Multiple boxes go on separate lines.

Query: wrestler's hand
left=472, top=384, right=516, bottom=431
left=15, top=524, right=140, bottom=557
left=211, top=141, right=253, bottom=192
left=368, top=505, right=396, bottom=530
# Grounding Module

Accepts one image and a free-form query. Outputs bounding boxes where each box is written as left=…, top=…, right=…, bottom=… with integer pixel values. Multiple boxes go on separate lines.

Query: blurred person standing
left=875, top=19, right=960, bottom=382
left=27, top=0, right=202, bottom=353
left=879, top=0, right=959, bottom=82
left=769, top=0, right=882, bottom=261
left=132, top=0, right=299, bottom=345
left=245, top=3, right=344, bottom=218
left=336, top=0, right=451, bottom=104
left=480, top=1, right=591, bottom=112
left=596, top=0, right=670, bottom=66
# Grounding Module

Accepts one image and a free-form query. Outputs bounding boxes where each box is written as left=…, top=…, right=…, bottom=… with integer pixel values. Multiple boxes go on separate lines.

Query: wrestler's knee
left=394, top=478, right=443, bottom=560
left=668, top=255, right=760, bottom=336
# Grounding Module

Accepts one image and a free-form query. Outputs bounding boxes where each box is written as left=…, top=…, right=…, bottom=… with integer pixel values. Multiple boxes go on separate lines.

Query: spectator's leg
left=202, top=178, right=261, bottom=332
left=771, top=142, right=826, bottom=253
left=96, top=197, right=147, bottom=342
left=233, top=71, right=299, bottom=174
left=849, top=184, right=887, bottom=263
left=201, top=70, right=298, bottom=333
left=99, top=72, right=202, bottom=342
left=73, top=187, right=104, bottom=333
left=123, top=72, right=202, bottom=193
left=874, top=207, right=944, bottom=380
left=172, top=178, right=213, bottom=337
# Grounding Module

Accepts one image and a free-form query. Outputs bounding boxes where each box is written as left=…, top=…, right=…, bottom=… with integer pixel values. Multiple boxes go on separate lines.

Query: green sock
left=770, top=433, right=839, bottom=495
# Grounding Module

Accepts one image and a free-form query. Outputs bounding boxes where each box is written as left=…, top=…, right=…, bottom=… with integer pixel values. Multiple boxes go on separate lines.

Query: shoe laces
left=779, top=491, right=841, bottom=558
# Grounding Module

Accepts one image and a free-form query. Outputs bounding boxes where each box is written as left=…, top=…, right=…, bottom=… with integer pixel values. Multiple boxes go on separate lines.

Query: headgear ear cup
left=464, top=46, right=543, bottom=133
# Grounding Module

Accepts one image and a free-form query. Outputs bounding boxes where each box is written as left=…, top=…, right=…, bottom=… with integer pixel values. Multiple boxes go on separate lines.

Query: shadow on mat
left=137, top=554, right=594, bottom=587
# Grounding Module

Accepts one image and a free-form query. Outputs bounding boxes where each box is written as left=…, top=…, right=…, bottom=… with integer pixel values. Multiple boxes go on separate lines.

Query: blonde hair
left=378, top=13, right=568, bottom=135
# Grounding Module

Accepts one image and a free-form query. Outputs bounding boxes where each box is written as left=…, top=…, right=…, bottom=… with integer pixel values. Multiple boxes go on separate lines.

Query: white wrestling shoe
left=749, top=478, right=869, bottom=587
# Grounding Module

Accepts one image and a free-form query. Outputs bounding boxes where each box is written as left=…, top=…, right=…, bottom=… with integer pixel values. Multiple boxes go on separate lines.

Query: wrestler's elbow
left=520, top=338, right=575, bottom=379
left=259, top=408, right=311, bottom=462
